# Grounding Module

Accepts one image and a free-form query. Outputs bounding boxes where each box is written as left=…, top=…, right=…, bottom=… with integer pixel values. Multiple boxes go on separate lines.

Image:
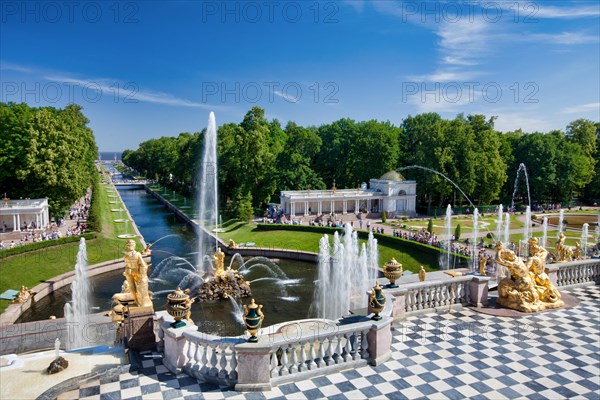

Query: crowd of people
left=0, top=194, right=91, bottom=250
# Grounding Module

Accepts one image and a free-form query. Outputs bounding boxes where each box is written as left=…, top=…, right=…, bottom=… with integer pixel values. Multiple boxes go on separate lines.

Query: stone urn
left=243, top=299, right=264, bottom=343
left=369, top=283, right=386, bottom=321
left=383, top=258, right=403, bottom=288
left=166, top=288, right=193, bottom=328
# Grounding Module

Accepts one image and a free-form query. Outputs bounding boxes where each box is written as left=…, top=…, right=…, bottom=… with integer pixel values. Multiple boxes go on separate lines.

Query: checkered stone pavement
left=57, top=285, right=600, bottom=400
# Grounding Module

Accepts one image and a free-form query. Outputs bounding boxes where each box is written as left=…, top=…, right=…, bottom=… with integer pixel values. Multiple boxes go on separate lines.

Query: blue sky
left=1, top=0, right=599, bottom=151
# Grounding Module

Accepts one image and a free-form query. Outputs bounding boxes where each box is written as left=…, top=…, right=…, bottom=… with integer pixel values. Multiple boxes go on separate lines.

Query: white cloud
left=534, top=4, right=600, bottom=19
left=342, top=0, right=365, bottom=13
left=560, top=102, right=600, bottom=115
left=273, top=90, right=301, bottom=103
left=529, top=32, right=599, bottom=45
left=409, top=69, right=483, bottom=82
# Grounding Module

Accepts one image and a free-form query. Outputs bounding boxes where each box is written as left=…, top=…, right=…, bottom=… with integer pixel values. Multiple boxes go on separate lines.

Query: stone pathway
left=57, top=285, right=600, bottom=400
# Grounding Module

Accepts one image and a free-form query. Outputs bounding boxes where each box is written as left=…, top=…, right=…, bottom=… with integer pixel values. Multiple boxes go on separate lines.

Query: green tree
left=427, top=218, right=434, bottom=234
left=454, top=223, right=461, bottom=240
left=234, top=191, right=254, bottom=222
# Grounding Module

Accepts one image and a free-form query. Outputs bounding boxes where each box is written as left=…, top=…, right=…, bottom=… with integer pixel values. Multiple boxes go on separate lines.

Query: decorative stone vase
left=369, top=283, right=386, bottom=321
left=243, top=299, right=264, bottom=343
left=383, top=258, right=403, bottom=288
left=166, top=288, right=192, bottom=328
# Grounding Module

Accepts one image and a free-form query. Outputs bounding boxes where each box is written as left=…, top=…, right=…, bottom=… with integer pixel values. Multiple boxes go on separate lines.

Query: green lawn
left=388, top=215, right=526, bottom=235
left=219, top=222, right=442, bottom=273
left=0, top=176, right=142, bottom=314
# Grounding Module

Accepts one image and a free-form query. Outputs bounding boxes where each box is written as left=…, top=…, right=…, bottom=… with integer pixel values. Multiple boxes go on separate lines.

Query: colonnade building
left=280, top=172, right=417, bottom=218
left=0, top=198, right=50, bottom=231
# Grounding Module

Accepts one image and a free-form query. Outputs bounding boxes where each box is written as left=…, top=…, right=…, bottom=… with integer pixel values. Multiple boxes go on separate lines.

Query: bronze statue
left=213, top=247, right=226, bottom=277
left=479, top=254, right=489, bottom=276
left=12, top=286, right=34, bottom=303
left=122, top=240, right=153, bottom=308
left=555, top=232, right=574, bottom=262
left=495, top=240, right=563, bottom=312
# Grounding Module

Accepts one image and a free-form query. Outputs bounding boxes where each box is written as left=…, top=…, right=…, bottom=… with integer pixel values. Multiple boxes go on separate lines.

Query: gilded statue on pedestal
left=555, top=232, right=574, bottom=262
left=495, top=239, right=563, bottom=312
left=213, top=247, right=226, bottom=277
left=122, top=240, right=153, bottom=308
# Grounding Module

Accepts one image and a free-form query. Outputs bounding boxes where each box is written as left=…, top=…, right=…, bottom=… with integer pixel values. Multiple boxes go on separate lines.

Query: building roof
left=379, top=171, right=405, bottom=181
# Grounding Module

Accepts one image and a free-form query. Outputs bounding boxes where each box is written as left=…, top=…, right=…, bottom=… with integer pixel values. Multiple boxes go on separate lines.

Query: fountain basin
left=114, top=219, right=128, bottom=223
left=110, top=208, right=124, bottom=212
left=117, top=234, right=137, bottom=239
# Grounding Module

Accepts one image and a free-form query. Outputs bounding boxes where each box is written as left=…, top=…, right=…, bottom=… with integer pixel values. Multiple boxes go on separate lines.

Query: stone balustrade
left=546, top=258, right=600, bottom=288
left=157, top=312, right=392, bottom=391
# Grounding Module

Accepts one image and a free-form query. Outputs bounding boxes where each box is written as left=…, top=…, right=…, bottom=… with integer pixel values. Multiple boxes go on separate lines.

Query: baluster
left=270, top=351, right=279, bottom=377
left=360, top=330, right=370, bottom=359
left=218, top=344, right=228, bottom=378
left=351, top=333, right=360, bottom=360
left=193, top=343, right=202, bottom=377
left=325, top=337, right=335, bottom=366
left=289, top=343, right=299, bottom=374
left=406, top=291, right=413, bottom=311
left=334, top=334, right=343, bottom=364
left=279, top=346, right=290, bottom=376
left=186, top=342, right=196, bottom=369
left=307, top=341, right=316, bottom=370
left=343, top=333, right=351, bottom=362
left=317, top=338, right=326, bottom=367
left=229, top=348, right=238, bottom=380
left=299, top=341, right=307, bottom=372
left=200, top=342, right=209, bottom=375
left=209, top=345, right=219, bottom=376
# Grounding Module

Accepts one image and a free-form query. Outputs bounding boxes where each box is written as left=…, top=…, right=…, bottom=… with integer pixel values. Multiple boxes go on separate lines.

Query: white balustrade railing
left=182, top=331, right=244, bottom=387
left=554, top=260, right=600, bottom=288
left=265, top=319, right=373, bottom=385
left=401, top=276, right=471, bottom=314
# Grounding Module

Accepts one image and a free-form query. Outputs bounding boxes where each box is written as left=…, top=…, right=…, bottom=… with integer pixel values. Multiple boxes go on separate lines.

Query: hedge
left=86, top=174, right=102, bottom=232
left=0, top=232, right=97, bottom=259
left=255, top=223, right=470, bottom=262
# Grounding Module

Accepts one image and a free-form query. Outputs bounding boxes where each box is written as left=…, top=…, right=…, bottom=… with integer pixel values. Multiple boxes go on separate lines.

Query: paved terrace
left=57, top=285, right=600, bottom=400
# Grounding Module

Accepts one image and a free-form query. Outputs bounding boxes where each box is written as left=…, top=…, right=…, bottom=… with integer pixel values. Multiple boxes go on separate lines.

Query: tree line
left=0, top=102, right=98, bottom=218
left=122, top=106, right=599, bottom=215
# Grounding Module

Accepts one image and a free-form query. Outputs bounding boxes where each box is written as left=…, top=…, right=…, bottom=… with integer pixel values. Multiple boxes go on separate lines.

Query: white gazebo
left=280, top=172, right=417, bottom=218
left=0, top=197, right=50, bottom=231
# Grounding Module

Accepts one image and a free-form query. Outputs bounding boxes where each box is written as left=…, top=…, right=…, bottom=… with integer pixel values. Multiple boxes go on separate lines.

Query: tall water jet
left=440, top=204, right=452, bottom=270
left=511, top=163, right=531, bottom=211
left=471, top=208, right=479, bottom=272
left=541, top=217, right=548, bottom=249
left=196, top=112, right=219, bottom=275
left=521, top=206, right=531, bottom=257
left=558, top=209, right=564, bottom=236
left=366, top=231, right=379, bottom=282
left=581, top=223, right=589, bottom=259
left=312, top=224, right=377, bottom=320
left=496, top=205, right=503, bottom=244
left=596, top=213, right=600, bottom=248
left=64, top=237, right=90, bottom=350
left=503, top=213, right=510, bottom=245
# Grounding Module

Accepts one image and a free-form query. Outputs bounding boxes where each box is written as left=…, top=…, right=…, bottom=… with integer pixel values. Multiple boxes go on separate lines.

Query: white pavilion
left=280, top=172, right=417, bottom=218
left=0, top=197, right=50, bottom=231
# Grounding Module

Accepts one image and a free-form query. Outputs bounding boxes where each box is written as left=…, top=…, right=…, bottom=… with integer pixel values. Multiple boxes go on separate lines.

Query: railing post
left=162, top=321, right=197, bottom=374
left=545, top=264, right=560, bottom=287
left=468, top=276, right=490, bottom=307
left=234, top=342, right=273, bottom=392
left=366, top=317, right=392, bottom=366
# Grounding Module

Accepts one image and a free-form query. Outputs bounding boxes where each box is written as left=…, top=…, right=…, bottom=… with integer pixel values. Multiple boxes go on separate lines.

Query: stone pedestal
left=468, top=276, right=490, bottom=307
left=546, top=265, right=560, bottom=287
left=390, top=291, right=406, bottom=320
left=234, top=341, right=272, bottom=392
left=125, top=306, right=155, bottom=351
left=162, top=321, right=197, bottom=374
left=366, top=317, right=392, bottom=366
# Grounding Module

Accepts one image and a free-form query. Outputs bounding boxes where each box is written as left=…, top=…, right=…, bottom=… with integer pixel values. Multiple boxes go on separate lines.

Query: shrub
left=86, top=174, right=102, bottom=232
left=454, top=223, right=461, bottom=240
left=382, top=211, right=387, bottom=223
left=427, top=218, right=433, bottom=234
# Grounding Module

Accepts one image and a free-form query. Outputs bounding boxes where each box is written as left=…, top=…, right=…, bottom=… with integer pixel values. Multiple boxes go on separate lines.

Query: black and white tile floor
left=58, top=286, right=600, bottom=399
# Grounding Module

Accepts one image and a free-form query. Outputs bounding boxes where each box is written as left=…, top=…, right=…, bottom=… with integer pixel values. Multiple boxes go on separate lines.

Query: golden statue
left=12, top=286, right=34, bottom=303
left=479, top=255, right=489, bottom=276
left=574, top=243, right=582, bottom=260
left=495, top=240, right=563, bottom=312
left=555, top=232, right=574, bottom=262
left=228, top=239, right=237, bottom=250
left=122, top=240, right=153, bottom=308
left=418, top=266, right=426, bottom=281
left=213, top=247, right=226, bottom=277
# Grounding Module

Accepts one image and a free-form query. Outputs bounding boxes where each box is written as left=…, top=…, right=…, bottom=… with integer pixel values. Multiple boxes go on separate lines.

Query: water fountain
left=471, top=208, right=479, bottom=272
left=117, top=219, right=136, bottom=239
left=311, top=224, right=378, bottom=320
left=542, top=217, right=548, bottom=249
left=196, top=112, right=219, bottom=275
left=581, top=223, right=589, bottom=259
left=64, top=238, right=91, bottom=350
left=558, top=209, right=565, bottom=236
left=496, top=205, right=503, bottom=244
left=520, top=205, right=532, bottom=257
left=511, top=163, right=531, bottom=211
left=439, top=204, right=452, bottom=270
left=503, top=213, right=510, bottom=245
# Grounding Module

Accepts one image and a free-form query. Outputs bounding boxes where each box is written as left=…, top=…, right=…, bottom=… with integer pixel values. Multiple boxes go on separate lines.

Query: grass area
left=219, top=222, right=442, bottom=273
left=0, top=174, right=142, bottom=314
left=388, top=215, right=526, bottom=235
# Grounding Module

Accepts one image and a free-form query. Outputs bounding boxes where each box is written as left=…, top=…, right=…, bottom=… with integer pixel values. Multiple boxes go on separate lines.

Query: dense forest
left=121, top=106, right=599, bottom=214
left=0, top=102, right=98, bottom=217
